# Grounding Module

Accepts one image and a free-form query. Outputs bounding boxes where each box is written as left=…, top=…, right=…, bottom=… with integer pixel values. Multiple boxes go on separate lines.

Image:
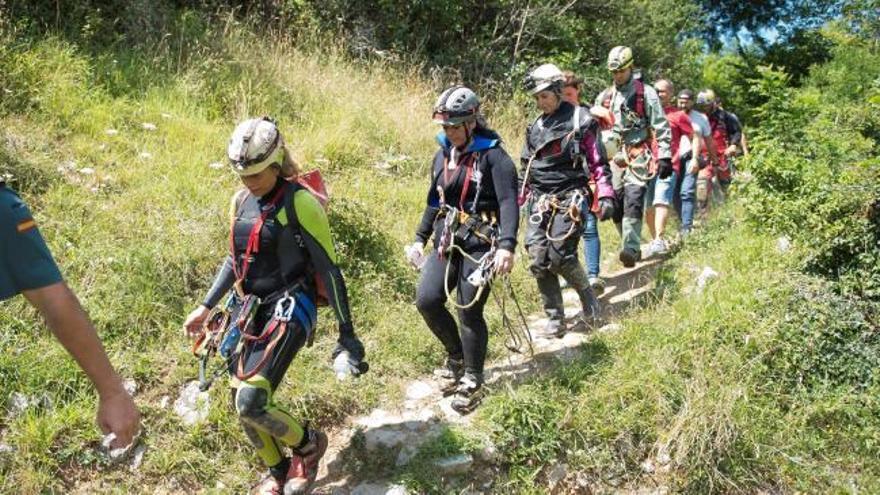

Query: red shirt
left=662, top=106, right=693, bottom=173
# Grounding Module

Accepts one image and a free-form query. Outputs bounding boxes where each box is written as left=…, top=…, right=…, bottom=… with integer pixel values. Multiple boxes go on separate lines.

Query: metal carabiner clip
left=273, top=293, right=296, bottom=322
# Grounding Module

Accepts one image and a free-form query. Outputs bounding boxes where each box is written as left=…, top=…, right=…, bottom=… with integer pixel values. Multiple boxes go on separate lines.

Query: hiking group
left=1, top=46, right=745, bottom=494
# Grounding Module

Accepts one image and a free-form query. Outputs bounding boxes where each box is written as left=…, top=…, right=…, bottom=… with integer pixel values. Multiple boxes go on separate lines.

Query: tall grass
left=0, top=12, right=541, bottom=493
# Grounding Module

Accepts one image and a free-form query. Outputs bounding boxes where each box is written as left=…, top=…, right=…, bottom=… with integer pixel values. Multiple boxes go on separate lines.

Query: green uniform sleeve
left=644, top=86, right=672, bottom=160
left=0, top=187, right=63, bottom=300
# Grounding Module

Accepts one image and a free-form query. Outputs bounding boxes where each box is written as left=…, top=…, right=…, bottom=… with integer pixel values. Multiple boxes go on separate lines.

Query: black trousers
left=416, top=237, right=492, bottom=375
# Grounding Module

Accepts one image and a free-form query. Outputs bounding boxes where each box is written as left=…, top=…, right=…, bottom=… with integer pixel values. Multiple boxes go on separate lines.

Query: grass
left=0, top=12, right=550, bottom=494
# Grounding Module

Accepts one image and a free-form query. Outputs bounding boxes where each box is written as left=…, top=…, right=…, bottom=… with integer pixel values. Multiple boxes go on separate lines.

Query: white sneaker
left=648, top=238, right=668, bottom=256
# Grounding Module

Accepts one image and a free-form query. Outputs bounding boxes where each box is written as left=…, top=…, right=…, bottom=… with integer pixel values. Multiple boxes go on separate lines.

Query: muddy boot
left=251, top=473, right=284, bottom=495
left=283, top=426, right=328, bottom=495
left=589, top=276, right=606, bottom=296
left=437, top=356, right=464, bottom=396
left=533, top=317, right=566, bottom=339
left=450, top=372, right=484, bottom=415
left=619, top=247, right=641, bottom=268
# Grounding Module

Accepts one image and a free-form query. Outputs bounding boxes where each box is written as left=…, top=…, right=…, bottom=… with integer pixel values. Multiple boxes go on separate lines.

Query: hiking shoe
left=569, top=311, right=601, bottom=333
left=283, top=428, right=328, bottom=495
left=252, top=474, right=284, bottom=495
left=588, top=276, right=606, bottom=296
left=619, top=248, right=641, bottom=268
left=648, top=238, right=668, bottom=257
left=533, top=318, right=566, bottom=339
left=437, top=356, right=464, bottom=396
left=450, top=373, right=484, bottom=415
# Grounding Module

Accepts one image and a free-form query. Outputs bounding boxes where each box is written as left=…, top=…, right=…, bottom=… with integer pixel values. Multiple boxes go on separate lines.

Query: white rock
left=475, top=444, right=499, bottom=463
left=433, top=453, right=473, bottom=475
left=78, top=167, right=95, bottom=175
left=356, top=409, right=403, bottom=429
left=208, top=162, right=225, bottom=170
left=405, top=381, right=434, bottom=401
left=105, top=129, right=119, bottom=136
left=173, top=381, right=210, bottom=426
left=351, top=482, right=408, bottom=495
left=547, top=463, right=568, bottom=486
left=139, top=152, right=152, bottom=160
left=695, top=266, right=719, bottom=291
left=776, top=236, right=792, bottom=253
left=364, top=428, right=407, bottom=451
left=158, top=395, right=170, bottom=409
left=6, top=392, right=30, bottom=416
left=141, top=123, right=157, bottom=131
left=641, top=458, right=655, bottom=473
left=599, top=322, right=623, bottom=333
left=562, top=332, right=587, bottom=347
left=417, top=406, right=439, bottom=423
left=161, top=113, right=172, bottom=119
left=0, top=443, right=14, bottom=455
left=101, top=432, right=136, bottom=464
left=123, top=379, right=137, bottom=396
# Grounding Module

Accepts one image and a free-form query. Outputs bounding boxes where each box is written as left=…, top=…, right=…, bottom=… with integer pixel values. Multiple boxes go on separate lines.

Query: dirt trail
left=311, top=247, right=669, bottom=495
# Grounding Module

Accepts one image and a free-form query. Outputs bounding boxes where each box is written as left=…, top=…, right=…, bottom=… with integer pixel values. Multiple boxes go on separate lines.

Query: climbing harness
left=191, top=294, right=238, bottom=391
left=235, top=292, right=305, bottom=381
left=519, top=106, right=586, bottom=205
left=528, top=190, right=585, bottom=243
left=622, top=142, right=657, bottom=183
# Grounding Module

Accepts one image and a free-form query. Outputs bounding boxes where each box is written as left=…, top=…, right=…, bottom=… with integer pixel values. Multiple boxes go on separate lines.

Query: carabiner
left=273, top=293, right=296, bottom=322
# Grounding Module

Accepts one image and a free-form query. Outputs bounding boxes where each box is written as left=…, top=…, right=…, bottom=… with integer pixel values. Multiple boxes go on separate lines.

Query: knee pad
left=235, top=385, right=270, bottom=419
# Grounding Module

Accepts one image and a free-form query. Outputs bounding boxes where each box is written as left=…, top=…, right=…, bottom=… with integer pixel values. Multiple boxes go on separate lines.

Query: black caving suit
left=413, top=128, right=519, bottom=377
left=520, top=101, right=614, bottom=327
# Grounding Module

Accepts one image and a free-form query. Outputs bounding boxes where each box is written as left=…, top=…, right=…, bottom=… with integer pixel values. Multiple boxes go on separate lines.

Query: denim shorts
left=645, top=171, right=677, bottom=207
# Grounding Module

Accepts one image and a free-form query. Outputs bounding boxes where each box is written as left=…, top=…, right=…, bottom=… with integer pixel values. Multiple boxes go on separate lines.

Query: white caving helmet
left=523, top=63, right=565, bottom=95
left=227, top=117, right=285, bottom=176
left=607, top=46, right=634, bottom=71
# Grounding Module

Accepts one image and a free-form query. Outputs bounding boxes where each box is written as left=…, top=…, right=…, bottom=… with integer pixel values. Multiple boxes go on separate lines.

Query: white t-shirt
left=679, top=110, right=711, bottom=156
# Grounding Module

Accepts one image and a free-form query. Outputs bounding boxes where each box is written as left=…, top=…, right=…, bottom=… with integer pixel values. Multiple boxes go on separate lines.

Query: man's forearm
left=23, top=282, right=126, bottom=399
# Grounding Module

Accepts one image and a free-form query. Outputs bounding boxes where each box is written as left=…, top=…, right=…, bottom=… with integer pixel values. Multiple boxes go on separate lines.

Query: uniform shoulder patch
left=16, top=218, right=36, bottom=233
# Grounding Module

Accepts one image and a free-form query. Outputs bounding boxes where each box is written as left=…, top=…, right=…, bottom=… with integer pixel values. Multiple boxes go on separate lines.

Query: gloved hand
left=597, top=197, right=616, bottom=221
left=404, top=242, right=425, bottom=270
left=332, top=327, right=368, bottom=379
left=657, top=158, right=674, bottom=179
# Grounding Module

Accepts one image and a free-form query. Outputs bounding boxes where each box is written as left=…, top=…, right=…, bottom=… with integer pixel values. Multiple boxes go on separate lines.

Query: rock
left=130, top=444, right=147, bottom=471
left=351, top=483, right=408, bottom=495
left=0, top=443, right=14, bottom=456
left=101, top=432, right=137, bottom=465
left=161, top=113, right=172, bottom=119
left=139, top=152, right=153, bottom=160
left=776, top=236, right=792, bottom=253
left=396, top=443, right=419, bottom=467
left=173, top=381, right=210, bottom=426
left=562, top=332, right=588, bottom=347
left=208, top=162, right=225, bottom=170
left=364, top=428, right=407, bottom=451
left=105, top=129, right=119, bottom=136
left=6, top=392, right=30, bottom=416
left=158, top=395, right=170, bottom=409
left=416, top=406, right=439, bottom=423
left=695, top=266, right=719, bottom=292
left=123, top=379, right=138, bottom=396
left=640, top=458, right=655, bottom=474
left=475, top=444, right=499, bottom=463
left=433, top=453, right=473, bottom=475
left=547, top=463, right=568, bottom=487
left=79, top=167, right=95, bottom=175
left=405, top=381, right=434, bottom=401
left=356, top=409, right=403, bottom=429
left=599, top=323, right=623, bottom=333
left=141, top=123, right=157, bottom=131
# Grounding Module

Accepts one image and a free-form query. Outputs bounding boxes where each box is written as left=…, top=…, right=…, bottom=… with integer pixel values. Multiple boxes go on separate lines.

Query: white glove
left=404, top=242, right=426, bottom=270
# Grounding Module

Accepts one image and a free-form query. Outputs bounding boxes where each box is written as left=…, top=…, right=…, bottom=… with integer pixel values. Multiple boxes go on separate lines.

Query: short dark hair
left=562, top=70, right=583, bottom=89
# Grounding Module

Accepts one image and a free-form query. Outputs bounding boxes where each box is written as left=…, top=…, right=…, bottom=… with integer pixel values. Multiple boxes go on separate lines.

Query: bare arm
left=23, top=282, right=140, bottom=447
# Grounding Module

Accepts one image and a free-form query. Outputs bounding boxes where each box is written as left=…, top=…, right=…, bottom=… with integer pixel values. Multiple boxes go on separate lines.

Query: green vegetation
left=1, top=1, right=878, bottom=494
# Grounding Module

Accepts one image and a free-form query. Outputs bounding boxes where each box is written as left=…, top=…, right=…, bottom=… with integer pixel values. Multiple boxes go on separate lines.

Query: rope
left=491, top=276, right=534, bottom=358
left=528, top=192, right=584, bottom=243
left=443, top=240, right=495, bottom=310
